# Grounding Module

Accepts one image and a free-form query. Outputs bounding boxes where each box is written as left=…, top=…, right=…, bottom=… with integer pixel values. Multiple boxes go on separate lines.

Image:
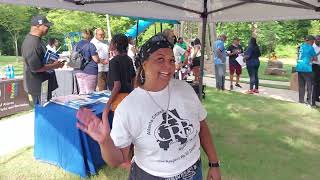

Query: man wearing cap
left=296, top=35, right=317, bottom=106
left=311, top=35, right=320, bottom=106
left=21, top=15, right=64, bottom=105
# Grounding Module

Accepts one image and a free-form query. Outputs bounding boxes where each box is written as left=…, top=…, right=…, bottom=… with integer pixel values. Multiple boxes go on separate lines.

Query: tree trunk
left=105, top=14, right=112, bottom=41
left=13, top=33, right=19, bottom=59
left=197, top=22, right=202, bottom=39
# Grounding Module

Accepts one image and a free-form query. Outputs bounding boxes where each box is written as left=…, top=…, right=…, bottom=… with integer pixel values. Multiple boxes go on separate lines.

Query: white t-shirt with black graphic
left=110, top=79, right=207, bottom=177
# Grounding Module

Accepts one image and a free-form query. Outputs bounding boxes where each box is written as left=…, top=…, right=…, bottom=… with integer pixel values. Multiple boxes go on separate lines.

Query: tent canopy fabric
left=0, top=0, right=319, bottom=23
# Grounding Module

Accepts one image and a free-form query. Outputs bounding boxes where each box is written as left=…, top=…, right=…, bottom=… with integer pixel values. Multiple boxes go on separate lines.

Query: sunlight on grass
left=281, top=136, right=320, bottom=151
left=1, top=88, right=319, bottom=180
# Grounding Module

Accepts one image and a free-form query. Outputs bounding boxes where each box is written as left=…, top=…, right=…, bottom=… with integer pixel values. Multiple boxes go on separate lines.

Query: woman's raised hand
left=76, top=108, right=110, bottom=145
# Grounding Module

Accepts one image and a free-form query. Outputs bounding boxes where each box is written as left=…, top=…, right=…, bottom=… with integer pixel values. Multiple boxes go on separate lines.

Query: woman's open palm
left=76, top=108, right=110, bottom=144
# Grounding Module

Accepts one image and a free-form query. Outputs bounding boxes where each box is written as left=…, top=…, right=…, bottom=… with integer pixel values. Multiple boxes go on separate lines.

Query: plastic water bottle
left=5, top=65, right=10, bottom=79
left=9, top=65, right=15, bottom=79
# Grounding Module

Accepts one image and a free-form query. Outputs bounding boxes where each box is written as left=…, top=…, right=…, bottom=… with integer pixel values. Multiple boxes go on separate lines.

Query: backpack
left=68, top=43, right=90, bottom=70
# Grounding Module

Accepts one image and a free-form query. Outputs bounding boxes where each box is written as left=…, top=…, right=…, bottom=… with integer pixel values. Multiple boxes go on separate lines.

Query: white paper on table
left=97, top=97, right=109, bottom=103
left=236, top=55, right=245, bottom=67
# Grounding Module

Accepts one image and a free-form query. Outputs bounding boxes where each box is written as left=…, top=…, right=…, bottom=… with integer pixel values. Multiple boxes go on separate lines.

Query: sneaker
left=235, top=83, right=242, bottom=88
left=230, top=85, right=233, bottom=90
left=253, top=89, right=259, bottom=93
left=245, top=90, right=254, bottom=94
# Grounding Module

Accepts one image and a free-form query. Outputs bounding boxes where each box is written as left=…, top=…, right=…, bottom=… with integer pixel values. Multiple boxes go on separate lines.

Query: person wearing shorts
left=227, top=37, right=243, bottom=90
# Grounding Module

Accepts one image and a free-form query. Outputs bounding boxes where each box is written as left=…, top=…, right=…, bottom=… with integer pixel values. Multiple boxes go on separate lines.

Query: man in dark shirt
left=227, top=37, right=243, bottom=90
left=21, top=15, right=64, bottom=104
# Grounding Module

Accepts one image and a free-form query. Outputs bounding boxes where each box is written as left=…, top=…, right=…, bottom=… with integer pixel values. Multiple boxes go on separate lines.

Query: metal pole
left=160, top=23, right=163, bottom=32
left=199, top=0, right=208, bottom=100
left=154, top=23, right=157, bottom=35
left=135, top=19, right=139, bottom=47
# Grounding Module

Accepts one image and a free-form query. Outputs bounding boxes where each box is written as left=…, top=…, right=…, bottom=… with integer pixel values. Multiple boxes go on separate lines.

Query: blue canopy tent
left=125, top=18, right=180, bottom=39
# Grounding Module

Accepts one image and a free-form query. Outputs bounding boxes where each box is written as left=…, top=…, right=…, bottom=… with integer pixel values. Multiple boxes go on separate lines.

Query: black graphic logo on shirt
left=154, top=109, right=194, bottom=151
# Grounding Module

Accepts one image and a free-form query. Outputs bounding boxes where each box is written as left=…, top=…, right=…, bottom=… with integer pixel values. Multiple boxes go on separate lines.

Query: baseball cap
left=31, top=15, right=53, bottom=27
left=304, top=35, right=315, bottom=41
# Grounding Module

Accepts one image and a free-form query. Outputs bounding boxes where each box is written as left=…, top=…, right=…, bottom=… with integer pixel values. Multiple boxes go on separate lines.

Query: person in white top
left=46, top=38, right=59, bottom=53
left=191, top=38, right=202, bottom=82
left=127, top=37, right=137, bottom=71
left=312, top=35, right=320, bottom=106
left=76, top=34, right=221, bottom=180
left=162, top=29, right=189, bottom=73
left=91, top=28, right=109, bottom=91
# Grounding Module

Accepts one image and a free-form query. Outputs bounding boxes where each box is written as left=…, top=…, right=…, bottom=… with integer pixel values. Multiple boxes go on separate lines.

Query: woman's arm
left=199, top=120, right=221, bottom=180
left=76, top=108, right=129, bottom=167
left=199, top=120, right=219, bottom=163
left=106, top=81, right=121, bottom=107
left=92, top=54, right=100, bottom=63
left=99, top=136, right=131, bottom=167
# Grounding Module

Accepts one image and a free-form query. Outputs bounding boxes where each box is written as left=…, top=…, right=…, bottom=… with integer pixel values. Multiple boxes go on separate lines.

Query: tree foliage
left=0, top=4, right=318, bottom=57
left=0, top=4, right=37, bottom=56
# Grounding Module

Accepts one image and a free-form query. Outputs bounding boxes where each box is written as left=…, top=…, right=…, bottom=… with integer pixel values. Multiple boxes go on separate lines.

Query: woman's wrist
left=208, top=160, right=220, bottom=168
left=99, top=134, right=112, bottom=146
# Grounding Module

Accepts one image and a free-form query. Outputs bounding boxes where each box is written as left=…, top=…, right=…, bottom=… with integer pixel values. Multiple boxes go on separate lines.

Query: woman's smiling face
left=143, top=48, right=176, bottom=87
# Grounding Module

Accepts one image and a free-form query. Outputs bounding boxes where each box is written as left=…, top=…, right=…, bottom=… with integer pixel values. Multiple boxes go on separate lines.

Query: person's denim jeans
left=247, top=64, right=260, bottom=90
left=215, top=64, right=226, bottom=90
left=298, top=72, right=313, bottom=104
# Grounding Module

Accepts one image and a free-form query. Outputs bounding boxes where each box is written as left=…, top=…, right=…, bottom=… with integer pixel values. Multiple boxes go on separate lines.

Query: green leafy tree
left=0, top=4, right=36, bottom=57
left=216, top=22, right=252, bottom=48
left=309, top=20, right=320, bottom=35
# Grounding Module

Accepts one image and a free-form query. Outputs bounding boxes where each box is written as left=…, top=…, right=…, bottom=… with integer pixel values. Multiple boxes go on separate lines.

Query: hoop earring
left=140, top=68, right=145, bottom=84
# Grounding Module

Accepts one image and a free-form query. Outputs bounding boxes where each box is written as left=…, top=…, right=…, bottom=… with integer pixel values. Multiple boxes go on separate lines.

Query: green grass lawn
left=1, top=88, right=319, bottom=180
left=227, top=60, right=293, bottom=82
left=0, top=55, right=23, bottom=76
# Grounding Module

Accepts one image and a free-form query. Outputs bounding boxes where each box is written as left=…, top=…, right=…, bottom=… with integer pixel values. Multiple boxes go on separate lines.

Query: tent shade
left=0, top=0, right=319, bottom=22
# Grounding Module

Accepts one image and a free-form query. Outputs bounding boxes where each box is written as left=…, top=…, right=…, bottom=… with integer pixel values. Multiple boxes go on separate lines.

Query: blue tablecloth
left=34, top=98, right=108, bottom=177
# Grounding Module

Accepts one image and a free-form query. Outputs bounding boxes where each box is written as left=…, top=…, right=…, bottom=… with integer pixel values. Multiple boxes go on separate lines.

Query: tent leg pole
left=135, top=19, right=139, bottom=47
left=199, top=0, right=208, bottom=101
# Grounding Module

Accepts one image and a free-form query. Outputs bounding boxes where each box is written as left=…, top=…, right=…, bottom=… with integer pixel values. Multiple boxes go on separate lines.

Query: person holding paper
left=227, top=37, right=243, bottom=90
left=21, top=15, right=64, bottom=105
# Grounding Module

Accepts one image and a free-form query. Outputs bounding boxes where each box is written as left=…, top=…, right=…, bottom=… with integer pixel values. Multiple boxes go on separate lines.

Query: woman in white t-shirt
left=76, top=34, right=221, bottom=180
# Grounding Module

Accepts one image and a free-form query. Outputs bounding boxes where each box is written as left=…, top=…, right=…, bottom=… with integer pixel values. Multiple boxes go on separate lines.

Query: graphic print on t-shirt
left=154, top=109, right=194, bottom=151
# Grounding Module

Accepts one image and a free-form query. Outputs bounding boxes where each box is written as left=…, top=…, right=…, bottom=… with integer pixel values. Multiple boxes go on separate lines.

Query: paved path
left=0, top=112, right=34, bottom=156
left=205, top=74, right=290, bottom=86
left=203, top=76, right=298, bottom=102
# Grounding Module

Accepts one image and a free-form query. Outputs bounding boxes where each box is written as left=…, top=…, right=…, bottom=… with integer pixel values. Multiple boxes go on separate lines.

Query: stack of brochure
left=51, top=95, right=99, bottom=109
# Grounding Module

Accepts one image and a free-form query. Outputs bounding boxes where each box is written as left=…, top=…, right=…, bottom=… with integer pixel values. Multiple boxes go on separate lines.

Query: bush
left=275, top=44, right=298, bottom=58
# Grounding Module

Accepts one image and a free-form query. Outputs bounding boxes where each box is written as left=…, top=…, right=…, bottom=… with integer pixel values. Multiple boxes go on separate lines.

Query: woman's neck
left=142, top=81, right=169, bottom=92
